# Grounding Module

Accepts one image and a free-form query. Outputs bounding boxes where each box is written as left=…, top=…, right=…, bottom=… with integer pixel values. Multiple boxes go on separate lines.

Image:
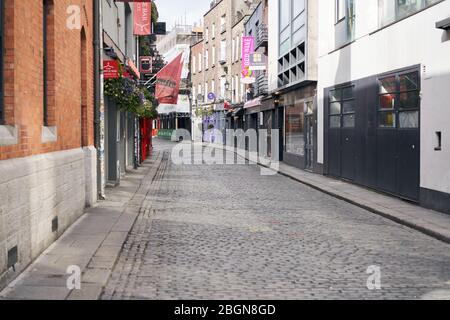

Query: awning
left=244, top=96, right=263, bottom=109
left=127, top=59, right=141, bottom=79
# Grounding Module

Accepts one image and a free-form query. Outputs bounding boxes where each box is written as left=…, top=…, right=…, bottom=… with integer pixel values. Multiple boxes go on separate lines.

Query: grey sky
left=154, top=0, right=210, bottom=30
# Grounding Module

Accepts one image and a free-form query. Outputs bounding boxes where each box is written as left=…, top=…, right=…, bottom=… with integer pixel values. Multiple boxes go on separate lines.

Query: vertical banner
left=241, top=36, right=256, bottom=84
left=156, top=53, right=184, bottom=105
left=134, top=1, right=152, bottom=36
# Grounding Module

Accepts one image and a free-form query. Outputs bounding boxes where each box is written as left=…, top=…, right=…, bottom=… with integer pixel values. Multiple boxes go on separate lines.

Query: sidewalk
left=0, top=151, right=163, bottom=300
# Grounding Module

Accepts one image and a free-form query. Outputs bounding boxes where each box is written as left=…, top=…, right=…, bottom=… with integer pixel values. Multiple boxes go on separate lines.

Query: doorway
left=304, top=101, right=314, bottom=171
left=328, top=85, right=356, bottom=181
left=376, top=70, right=420, bottom=201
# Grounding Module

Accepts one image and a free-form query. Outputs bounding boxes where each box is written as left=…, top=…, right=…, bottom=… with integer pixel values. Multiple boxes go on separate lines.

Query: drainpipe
left=94, top=0, right=106, bottom=199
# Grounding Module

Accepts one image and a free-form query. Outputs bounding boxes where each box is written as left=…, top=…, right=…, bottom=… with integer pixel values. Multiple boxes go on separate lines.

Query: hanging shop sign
left=249, top=52, right=267, bottom=71
left=140, top=56, right=153, bottom=74
left=133, top=1, right=152, bottom=36
left=241, top=36, right=256, bottom=84
left=103, top=60, right=119, bottom=79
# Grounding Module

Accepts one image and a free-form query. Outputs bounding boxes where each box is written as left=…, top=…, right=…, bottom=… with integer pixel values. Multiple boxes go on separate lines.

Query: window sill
left=41, top=126, right=57, bottom=143
left=0, top=125, right=18, bottom=146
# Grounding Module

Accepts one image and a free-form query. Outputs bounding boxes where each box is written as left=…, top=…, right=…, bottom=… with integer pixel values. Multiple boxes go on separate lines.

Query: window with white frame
left=232, top=37, right=235, bottom=63
left=198, top=53, right=202, bottom=72
left=220, top=15, right=226, bottom=33
left=212, top=45, right=216, bottom=66
left=235, top=75, right=240, bottom=102
left=220, top=77, right=226, bottom=98
left=205, top=49, right=209, bottom=69
left=212, top=23, right=216, bottom=38
left=193, top=56, right=196, bottom=74
left=220, top=39, right=226, bottom=62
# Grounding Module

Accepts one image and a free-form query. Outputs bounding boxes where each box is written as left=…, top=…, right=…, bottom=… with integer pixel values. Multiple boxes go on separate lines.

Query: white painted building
left=317, top=0, right=450, bottom=213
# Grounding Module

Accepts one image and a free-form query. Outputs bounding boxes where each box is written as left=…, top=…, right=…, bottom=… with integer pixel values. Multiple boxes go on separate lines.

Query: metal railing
left=256, top=23, right=268, bottom=49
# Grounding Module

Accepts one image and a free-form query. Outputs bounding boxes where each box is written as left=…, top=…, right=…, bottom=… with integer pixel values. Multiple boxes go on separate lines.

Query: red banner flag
left=134, top=1, right=151, bottom=35
left=155, top=53, right=184, bottom=105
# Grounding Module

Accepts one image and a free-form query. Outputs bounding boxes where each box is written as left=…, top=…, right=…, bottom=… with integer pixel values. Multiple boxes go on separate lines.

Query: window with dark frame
left=378, top=71, right=420, bottom=129
left=336, top=0, right=346, bottom=23
left=329, top=85, right=355, bottom=129
left=0, top=0, right=4, bottom=125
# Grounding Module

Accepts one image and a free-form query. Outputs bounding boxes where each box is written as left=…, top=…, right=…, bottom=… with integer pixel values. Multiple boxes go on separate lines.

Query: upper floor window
left=211, top=23, right=216, bottom=38
left=379, top=0, right=443, bottom=27
left=205, top=27, right=209, bottom=42
left=336, top=0, right=346, bottom=23
left=220, top=39, right=226, bottom=62
left=220, top=15, right=226, bottom=33
left=279, top=0, right=306, bottom=56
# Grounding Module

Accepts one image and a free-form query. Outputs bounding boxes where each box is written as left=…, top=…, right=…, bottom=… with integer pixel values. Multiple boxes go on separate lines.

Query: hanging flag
left=134, top=1, right=152, bottom=36
left=241, top=36, right=256, bottom=84
left=155, top=53, right=184, bottom=105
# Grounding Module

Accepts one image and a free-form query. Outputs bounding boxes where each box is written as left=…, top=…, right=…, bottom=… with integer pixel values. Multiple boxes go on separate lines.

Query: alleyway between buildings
left=2, top=139, right=450, bottom=300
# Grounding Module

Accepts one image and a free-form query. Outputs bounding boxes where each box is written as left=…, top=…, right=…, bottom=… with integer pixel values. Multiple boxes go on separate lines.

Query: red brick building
left=0, top=0, right=96, bottom=288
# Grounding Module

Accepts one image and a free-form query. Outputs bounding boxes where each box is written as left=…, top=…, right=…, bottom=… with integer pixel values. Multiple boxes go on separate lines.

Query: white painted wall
left=317, top=0, right=450, bottom=195
left=268, top=0, right=279, bottom=92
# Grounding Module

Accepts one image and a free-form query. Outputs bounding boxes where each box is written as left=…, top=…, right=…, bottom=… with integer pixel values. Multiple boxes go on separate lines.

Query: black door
left=328, top=85, right=356, bottom=181
left=304, top=101, right=314, bottom=171
left=376, top=70, right=420, bottom=201
left=277, top=107, right=284, bottom=161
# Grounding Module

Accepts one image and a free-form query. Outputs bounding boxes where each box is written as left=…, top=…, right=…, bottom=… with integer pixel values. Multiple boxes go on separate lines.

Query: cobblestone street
left=101, top=139, right=450, bottom=300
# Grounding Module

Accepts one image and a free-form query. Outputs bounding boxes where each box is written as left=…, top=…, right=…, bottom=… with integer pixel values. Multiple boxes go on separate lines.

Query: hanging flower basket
left=104, top=62, right=158, bottom=119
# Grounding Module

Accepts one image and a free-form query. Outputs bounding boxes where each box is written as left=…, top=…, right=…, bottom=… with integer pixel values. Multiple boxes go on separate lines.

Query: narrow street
left=100, top=139, right=450, bottom=300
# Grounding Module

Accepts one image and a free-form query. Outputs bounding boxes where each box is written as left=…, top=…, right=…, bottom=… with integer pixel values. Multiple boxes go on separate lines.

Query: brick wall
left=0, top=0, right=94, bottom=160
left=0, top=0, right=96, bottom=290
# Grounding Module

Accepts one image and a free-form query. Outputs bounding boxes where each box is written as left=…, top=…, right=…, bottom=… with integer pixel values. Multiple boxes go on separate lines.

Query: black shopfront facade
left=276, top=82, right=320, bottom=173
left=324, top=65, right=421, bottom=202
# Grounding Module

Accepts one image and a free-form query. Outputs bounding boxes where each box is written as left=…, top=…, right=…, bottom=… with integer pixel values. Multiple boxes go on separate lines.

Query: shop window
left=285, top=103, right=304, bottom=156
